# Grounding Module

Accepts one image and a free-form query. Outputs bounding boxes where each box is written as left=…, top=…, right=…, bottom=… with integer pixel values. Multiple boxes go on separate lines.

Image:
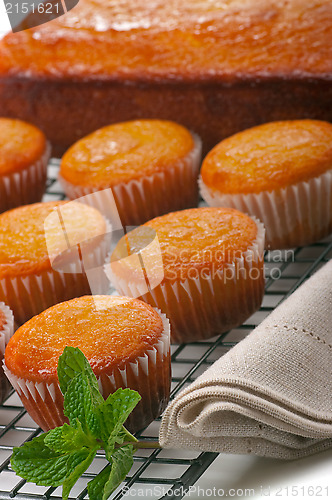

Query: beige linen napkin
left=160, top=260, right=332, bottom=459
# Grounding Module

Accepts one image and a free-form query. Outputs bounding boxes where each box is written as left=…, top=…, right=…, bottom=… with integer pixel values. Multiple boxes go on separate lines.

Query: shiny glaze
left=5, top=295, right=164, bottom=382
left=0, top=118, right=46, bottom=175
left=111, top=207, right=258, bottom=282
left=60, top=120, right=195, bottom=187
left=0, top=201, right=106, bottom=278
left=201, top=120, right=332, bottom=194
left=0, top=0, right=331, bottom=81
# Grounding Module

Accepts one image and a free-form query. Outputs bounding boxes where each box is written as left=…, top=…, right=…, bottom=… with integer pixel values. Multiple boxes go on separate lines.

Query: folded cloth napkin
left=159, top=259, right=332, bottom=459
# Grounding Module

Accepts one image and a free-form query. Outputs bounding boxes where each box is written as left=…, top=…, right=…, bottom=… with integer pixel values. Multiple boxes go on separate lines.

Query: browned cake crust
left=0, top=0, right=331, bottom=155
left=1, top=78, right=331, bottom=157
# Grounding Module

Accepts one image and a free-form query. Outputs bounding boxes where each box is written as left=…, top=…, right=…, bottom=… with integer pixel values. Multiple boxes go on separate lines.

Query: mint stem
left=122, top=426, right=138, bottom=443
left=115, top=440, right=161, bottom=450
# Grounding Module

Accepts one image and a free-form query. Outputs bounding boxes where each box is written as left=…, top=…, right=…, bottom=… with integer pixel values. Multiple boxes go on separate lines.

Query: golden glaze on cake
left=5, top=296, right=164, bottom=383
left=0, top=118, right=46, bottom=175
left=59, top=120, right=201, bottom=226
left=0, top=0, right=331, bottom=156
left=201, top=120, right=332, bottom=194
left=109, top=207, right=265, bottom=343
left=59, top=119, right=201, bottom=227
left=200, top=119, right=332, bottom=250
left=111, top=207, right=258, bottom=284
left=60, top=120, right=196, bottom=187
left=0, top=201, right=108, bottom=325
left=0, top=201, right=106, bottom=278
left=0, top=117, right=49, bottom=213
left=4, top=295, right=171, bottom=432
left=0, top=0, right=331, bottom=81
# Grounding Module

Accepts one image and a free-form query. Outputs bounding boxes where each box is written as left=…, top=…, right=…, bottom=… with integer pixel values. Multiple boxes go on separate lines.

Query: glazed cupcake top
left=0, top=201, right=106, bottom=279
left=60, top=120, right=195, bottom=188
left=5, top=295, right=164, bottom=382
left=201, top=120, right=332, bottom=194
left=0, top=118, right=47, bottom=175
left=110, top=207, right=260, bottom=283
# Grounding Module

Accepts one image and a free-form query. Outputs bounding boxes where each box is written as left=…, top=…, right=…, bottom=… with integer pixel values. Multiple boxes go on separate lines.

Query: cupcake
left=0, top=118, right=50, bottom=213
left=4, top=296, right=171, bottom=433
left=200, top=119, right=332, bottom=250
left=106, top=207, right=265, bottom=344
left=59, top=119, right=202, bottom=227
left=0, top=302, right=14, bottom=403
left=0, top=201, right=110, bottom=325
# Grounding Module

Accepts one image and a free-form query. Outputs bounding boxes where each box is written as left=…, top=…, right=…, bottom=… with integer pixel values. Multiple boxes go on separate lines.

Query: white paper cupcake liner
left=59, top=133, right=202, bottom=227
left=0, top=142, right=51, bottom=213
left=106, top=218, right=265, bottom=343
left=3, top=310, right=171, bottom=432
left=0, top=302, right=14, bottom=403
left=0, top=218, right=112, bottom=325
left=0, top=302, right=14, bottom=356
left=199, top=169, right=332, bottom=250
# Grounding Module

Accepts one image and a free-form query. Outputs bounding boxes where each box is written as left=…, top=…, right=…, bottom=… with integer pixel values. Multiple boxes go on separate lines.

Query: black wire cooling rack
left=0, top=158, right=331, bottom=499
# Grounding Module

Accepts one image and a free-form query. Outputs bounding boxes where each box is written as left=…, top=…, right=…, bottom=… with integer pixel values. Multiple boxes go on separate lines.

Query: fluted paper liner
left=107, top=218, right=265, bottom=343
left=59, top=133, right=202, bottom=227
left=4, top=310, right=171, bottom=433
left=0, top=219, right=112, bottom=325
left=0, top=142, right=50, bottom=213
left=199, top=169, right=332, bottom=250
left=0, top=302, right=14, bottom=403
left=159, top=259, right=332, bottom=459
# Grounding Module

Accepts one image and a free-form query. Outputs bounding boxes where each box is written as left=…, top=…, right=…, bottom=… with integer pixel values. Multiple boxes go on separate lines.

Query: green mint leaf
left=87, top=465, right=112, bottom=500
left=108, top=427, right=137, bottom=455
left=12, top=350, right=144, bottom=500
left=57, top=346, right=103, bottom=407
left=64, top=373, right=101, bottom=437
left=102, top=445, right=134, bottom=500
left=104, top=388, right=141, bottom=428
left=45, top=423, right=97, bottom=453
left=96, top=389, right=140, bottom=454
left=11, top=433, right=70, bottom=487
left=88, top=446, right=134, bottom=500
left=62, top=448, right=98, bottom=500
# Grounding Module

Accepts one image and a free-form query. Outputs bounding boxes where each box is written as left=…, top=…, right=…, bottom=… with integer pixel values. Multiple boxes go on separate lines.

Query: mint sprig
left=10, top=347, right=147, bottom=500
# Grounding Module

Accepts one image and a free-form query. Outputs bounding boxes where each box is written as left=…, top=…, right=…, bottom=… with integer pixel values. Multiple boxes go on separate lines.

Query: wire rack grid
left=0, top=159, right=331, bottom=499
